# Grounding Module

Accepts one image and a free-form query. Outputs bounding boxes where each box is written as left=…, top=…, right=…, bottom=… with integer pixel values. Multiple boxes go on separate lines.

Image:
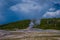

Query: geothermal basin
left=0, top=28, right=60, bottom=40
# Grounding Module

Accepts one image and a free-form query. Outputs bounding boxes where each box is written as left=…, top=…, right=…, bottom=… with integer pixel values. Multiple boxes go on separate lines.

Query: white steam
left=27, top=20, right=34, bottom=29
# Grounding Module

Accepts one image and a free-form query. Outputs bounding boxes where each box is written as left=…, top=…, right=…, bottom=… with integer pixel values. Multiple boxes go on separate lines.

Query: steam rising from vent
left=35, top=19, right=40, bottom=25
left=27, top=20, right=34, bottom=29
left=27, top=19, right=40, bottom=29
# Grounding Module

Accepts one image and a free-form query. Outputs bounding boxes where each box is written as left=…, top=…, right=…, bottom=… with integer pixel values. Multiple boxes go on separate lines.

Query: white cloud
left=10, top=0, right=42, bottom=13
left=10, top=0, right=43, bottom=19
left=43, top=10, right=60, bottom=18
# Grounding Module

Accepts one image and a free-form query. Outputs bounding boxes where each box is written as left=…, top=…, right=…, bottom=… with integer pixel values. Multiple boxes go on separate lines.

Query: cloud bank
left=10, top=0, right=60, bottom=19
left=10, top=0, right=49, bottom=19
left=43, top=10, right=60, bottom=18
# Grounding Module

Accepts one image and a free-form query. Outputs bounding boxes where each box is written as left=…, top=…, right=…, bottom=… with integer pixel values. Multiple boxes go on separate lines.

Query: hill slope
left=0, top=18, right=60, bottom=30
left=0, top=20, right=30, bottom=30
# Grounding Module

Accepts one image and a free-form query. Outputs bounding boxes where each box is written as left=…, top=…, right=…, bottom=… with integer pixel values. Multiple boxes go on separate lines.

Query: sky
left=0, top=0, right=60, bottom=25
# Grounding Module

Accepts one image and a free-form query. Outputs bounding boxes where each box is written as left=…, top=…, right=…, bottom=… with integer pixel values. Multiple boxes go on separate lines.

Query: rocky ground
left=0, top=28, right=60, bottom=40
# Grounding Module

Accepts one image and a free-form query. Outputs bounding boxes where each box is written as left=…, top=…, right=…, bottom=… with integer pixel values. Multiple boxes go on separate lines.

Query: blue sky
left=0, top=0, right=60, bottom=24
